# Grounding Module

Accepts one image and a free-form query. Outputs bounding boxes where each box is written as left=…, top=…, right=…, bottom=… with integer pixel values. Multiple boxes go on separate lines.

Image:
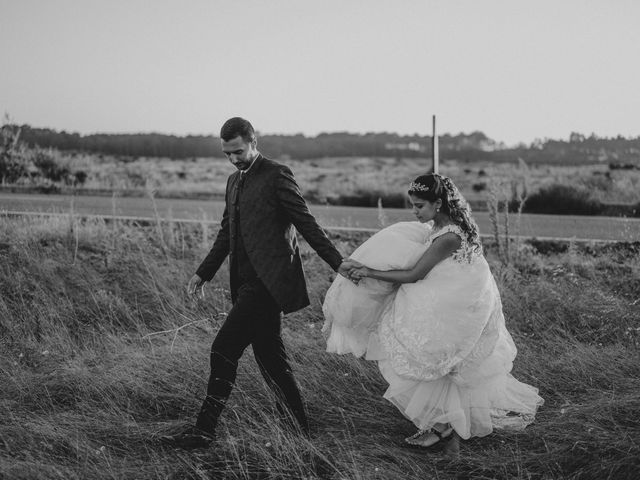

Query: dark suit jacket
left=196, top=154, right=343, bottom=314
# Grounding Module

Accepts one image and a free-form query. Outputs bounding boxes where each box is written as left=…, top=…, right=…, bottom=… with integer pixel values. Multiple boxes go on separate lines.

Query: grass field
left=2, top=192, right=640, bottom=242
left=1, top=216, right=639, bottom=479
left=21, top=149, right=640, bottom=206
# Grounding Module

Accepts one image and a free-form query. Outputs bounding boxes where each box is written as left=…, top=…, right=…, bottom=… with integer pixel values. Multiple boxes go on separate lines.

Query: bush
left=0, top=153, right=28, bottom=183
left=599, top=201, right=640, bottom=218
left=0, top=124, right=29, bottom=182
left=523, top=184, right=602, bottom=215
left=472, top=182, right=486, bottom=192
left=33, top=149, right=71, bottom=182
left=74, top=170, right=88, bottom=185
left=326, top=191, right=407, bottom=208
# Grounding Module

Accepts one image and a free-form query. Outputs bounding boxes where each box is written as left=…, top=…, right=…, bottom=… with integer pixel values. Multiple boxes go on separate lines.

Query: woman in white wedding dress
left=322, top=174, right=543, bottom=451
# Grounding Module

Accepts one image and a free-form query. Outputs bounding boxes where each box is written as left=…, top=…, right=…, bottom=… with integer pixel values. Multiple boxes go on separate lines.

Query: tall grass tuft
left=486, top=160, right=530, bottom=268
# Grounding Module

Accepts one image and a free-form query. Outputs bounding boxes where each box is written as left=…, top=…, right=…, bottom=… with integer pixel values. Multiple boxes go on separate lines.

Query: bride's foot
left=443, top=431, right=460, bottom=458
left=404, top=426, right=454, bottom=449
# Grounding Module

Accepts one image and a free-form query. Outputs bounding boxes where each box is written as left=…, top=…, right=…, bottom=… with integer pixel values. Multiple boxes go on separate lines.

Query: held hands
left=338, top=258, right=370, bottom=284
left=187, top=274, right=206, bottom=299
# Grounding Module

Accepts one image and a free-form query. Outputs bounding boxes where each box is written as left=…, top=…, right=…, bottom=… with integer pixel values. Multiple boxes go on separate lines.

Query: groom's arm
left=195, top=203, right=231, bottom=282
left=274, top=165, right=346, bottom=273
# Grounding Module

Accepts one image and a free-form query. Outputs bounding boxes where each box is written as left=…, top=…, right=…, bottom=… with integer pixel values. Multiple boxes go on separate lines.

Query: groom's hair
left=220, top=117, right=256, bottom=143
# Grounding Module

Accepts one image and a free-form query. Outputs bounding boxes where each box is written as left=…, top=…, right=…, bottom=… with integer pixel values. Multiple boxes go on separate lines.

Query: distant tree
left=0, top=121, right=29, bottom=183
left=7, top=122, right=640, bottom=166
left=569, top=132, right=585, bottom=143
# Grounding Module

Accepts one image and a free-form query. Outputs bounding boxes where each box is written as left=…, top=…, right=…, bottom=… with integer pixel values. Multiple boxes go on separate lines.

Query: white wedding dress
left=322, top=221, right=543, bottom=439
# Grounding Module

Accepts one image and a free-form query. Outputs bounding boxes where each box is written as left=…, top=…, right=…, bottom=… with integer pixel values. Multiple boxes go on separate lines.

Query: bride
left=322, top=173, right=543, bottom=451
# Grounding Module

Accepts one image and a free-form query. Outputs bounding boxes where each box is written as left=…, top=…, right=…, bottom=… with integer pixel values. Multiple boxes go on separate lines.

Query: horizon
left=2, top=0, right=639, bottom=146
left=10, top=121, right=640, bottom=146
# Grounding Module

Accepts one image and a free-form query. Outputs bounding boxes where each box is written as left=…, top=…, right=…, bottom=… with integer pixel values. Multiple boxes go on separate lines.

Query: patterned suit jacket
left=196, top=154, right=343, bottom=314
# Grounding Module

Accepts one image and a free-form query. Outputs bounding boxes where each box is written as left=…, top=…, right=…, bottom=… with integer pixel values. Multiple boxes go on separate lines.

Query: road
left=1, top=193, right=639, bottom=242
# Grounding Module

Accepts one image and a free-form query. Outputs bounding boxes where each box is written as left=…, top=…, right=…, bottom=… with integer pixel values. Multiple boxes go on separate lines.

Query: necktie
left=233, top=173, right=245, bottom=207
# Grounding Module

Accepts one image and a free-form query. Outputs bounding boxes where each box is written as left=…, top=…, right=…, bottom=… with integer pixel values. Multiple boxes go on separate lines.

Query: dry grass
left=1, top=216, right=639, bottom=479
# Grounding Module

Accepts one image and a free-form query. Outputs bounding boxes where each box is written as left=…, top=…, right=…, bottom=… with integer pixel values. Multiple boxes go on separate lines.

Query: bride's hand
left=349, top=266, right=370, bottom=281
left=338, top=258, right=363, bottom=279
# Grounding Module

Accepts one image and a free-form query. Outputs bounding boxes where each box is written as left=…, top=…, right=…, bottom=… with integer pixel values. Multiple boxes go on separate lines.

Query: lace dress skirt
left=322, top=221, right=543, bottom=438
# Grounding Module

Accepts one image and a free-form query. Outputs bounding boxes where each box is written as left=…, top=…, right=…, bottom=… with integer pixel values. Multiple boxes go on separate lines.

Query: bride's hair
left=408, top=174, right=482, bottom=253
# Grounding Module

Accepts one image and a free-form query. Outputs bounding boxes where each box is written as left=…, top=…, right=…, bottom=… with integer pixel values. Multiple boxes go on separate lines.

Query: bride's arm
left=354, top=233, right=461, bottom=284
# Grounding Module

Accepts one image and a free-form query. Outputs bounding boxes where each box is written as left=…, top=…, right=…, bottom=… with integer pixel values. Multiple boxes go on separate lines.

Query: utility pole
left=431, top=115, right=439, bottom=174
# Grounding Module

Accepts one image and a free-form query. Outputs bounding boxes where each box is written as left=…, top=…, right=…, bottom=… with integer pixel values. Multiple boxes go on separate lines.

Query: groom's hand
left=349, top=266, right=369, bottom=281
left=337, top=260, right=356, bottom=279
left=338, top=259, right=362, bottom=284
left=187, top=274, right=206, bottom=298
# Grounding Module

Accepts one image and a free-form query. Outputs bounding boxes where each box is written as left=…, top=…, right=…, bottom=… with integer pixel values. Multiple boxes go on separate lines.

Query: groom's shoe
left=160, top=425, right=214, bottom=450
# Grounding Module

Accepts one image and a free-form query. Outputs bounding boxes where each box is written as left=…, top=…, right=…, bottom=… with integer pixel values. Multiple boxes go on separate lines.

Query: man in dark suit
left=164, top=117, right=350, bottom=449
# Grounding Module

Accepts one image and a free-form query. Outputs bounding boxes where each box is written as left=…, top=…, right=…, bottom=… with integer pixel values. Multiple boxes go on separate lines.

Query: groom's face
left=222, top=136, right=258, bottom=171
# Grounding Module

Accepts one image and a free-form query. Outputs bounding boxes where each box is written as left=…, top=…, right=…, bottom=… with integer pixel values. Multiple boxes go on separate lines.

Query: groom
left=164, top=117, right=350, bottom=449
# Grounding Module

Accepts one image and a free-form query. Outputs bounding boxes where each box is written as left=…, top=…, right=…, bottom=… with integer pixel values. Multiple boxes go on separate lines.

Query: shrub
left=609, top=162, right=637, bottom=170
left=599, top=201, right=640, bottom=218
left=523, top=184, right=602, bottom=215
left=472, top=182, right=486, bottom=192
left=33, top=149, right=71, bottom=182
left=74, top=170, right=88, bottom=185
left=326, top=191, right=407, bottom=208
left=0, top=123, right=29, bottom=183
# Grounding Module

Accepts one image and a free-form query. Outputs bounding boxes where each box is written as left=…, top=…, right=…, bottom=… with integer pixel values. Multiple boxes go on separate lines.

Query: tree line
left=9, top=124, right=640, bottom=165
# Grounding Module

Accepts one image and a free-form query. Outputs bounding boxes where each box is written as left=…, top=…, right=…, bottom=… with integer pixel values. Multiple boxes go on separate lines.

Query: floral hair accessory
left=408, top=181, right=430, bottom=192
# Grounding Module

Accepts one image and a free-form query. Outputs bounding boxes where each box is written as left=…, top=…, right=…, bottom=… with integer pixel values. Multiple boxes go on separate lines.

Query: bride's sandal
left=404, top=426, right=454, bottom=450
left=404, top=429, right=429, bottom=444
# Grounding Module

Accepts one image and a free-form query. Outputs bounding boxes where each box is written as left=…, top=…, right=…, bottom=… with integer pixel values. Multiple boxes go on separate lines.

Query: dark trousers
left=195, top=279, right=308, bottom=434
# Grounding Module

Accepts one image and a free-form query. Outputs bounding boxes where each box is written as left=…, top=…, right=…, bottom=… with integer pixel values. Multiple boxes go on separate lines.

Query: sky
left=1, top=0, right=639, bottom=146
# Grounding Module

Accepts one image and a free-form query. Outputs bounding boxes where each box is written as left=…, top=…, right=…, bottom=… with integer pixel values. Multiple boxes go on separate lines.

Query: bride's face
left=409, top=194, right=441, bottom=223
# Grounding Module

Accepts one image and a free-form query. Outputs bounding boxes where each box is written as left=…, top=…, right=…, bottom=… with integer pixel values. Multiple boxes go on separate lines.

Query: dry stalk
left=67, top=198, right=79, bottom=265
left=503, top=198, right=511, bottom=266
left=200, top=211, right=209, bottom=252
left=513, top=158, right=530, bottom=261
left=146, top=181, right=169, bottom=259
left=487, top=182, right=504, bottom=260
left=110, top=191, right=118, bottom=252
left=142, top=318, right=210, bottom=353
left=377, top=197, right=388, bottom=228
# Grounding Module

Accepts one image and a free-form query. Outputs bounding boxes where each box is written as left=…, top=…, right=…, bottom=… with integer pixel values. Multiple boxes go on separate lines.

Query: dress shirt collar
left=241, top=153, right=260, bottom=174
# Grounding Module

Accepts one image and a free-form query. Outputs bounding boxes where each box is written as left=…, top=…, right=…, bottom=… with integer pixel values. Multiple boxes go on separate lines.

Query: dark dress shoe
left=160, top=426, right=214, bottom=450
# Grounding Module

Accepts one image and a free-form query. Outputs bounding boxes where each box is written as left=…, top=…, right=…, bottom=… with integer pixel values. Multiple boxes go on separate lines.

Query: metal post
left=432, top=115, right=439, bottom=174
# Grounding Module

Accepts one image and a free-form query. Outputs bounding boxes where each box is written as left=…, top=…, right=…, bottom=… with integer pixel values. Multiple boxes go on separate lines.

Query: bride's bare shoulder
left=431, top=232, right=462, bottom=251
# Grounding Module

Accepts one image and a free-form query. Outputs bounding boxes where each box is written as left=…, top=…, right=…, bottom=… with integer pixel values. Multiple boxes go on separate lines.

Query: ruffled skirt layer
left=323, top=221, right=543, bottom=438
left=366, top=330, right=542, bottom=439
